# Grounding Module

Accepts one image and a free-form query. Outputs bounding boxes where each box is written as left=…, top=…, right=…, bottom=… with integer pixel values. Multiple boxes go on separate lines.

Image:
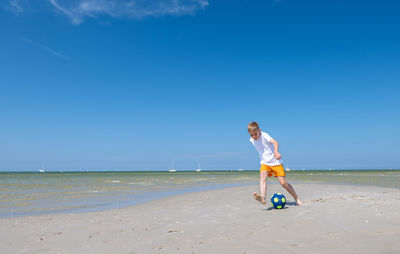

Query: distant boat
left=284, top=162, right=291, bottom=171
left=196, top=163, right=201, bottom=172
left=169, top=157, right=176, bottom=172
left=39, top=164, right=45, bottom=173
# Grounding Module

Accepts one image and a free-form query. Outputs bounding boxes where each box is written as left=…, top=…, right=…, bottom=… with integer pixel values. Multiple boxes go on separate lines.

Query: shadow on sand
left=265, top=201, right=298, bottom=210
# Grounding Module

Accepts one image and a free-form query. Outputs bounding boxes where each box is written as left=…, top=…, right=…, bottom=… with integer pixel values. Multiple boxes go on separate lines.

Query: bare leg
left=254, top=170, right=267, bottom=204
left=277, top=176, right=303, bottom=205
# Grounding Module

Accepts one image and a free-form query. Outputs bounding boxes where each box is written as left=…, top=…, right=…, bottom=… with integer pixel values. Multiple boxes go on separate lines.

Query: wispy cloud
left=48, top=0, right=83, bottom=24
left=23, top=38, right=70, bottom=61
left=5, top=0, right=209, bottom=25
left=4, top=0, right=23, bottom=14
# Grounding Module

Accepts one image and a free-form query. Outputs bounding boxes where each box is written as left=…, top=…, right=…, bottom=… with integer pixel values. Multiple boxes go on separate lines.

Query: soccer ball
left=271, top=193, right=286, bottom=209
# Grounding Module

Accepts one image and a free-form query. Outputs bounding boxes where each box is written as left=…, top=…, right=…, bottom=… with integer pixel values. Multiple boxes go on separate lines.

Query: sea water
left=0, top=170, right=399, bottom=217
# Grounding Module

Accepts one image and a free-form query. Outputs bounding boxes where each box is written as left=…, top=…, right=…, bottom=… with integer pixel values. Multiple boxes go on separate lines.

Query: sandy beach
left=1, top=183, right=400, bottom=254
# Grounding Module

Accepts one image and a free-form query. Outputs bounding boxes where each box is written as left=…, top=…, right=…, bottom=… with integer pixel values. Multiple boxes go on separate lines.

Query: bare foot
left=253, top=192, right=266, bottom=204
left=296, top=198, right=303, bottom=206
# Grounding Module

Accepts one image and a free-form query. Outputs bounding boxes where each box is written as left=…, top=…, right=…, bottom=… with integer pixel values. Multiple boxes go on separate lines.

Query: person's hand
left=274, top=152, right=282, bottom=160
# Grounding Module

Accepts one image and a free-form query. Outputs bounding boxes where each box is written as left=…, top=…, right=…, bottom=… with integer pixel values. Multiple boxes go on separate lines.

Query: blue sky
left=1, top=0, right=399, bottom=171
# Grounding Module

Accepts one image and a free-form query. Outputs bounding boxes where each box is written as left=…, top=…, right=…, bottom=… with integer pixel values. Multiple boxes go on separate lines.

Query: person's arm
left=270, top=138, right=282, bottom=160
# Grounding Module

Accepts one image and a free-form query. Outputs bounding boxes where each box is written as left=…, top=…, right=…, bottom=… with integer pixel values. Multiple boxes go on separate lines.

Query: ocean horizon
left=1, top=168, right=399, bottom=173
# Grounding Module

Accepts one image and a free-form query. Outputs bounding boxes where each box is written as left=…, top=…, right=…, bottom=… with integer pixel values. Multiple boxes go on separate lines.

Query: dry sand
left=1, top=183, right=400, bottom=254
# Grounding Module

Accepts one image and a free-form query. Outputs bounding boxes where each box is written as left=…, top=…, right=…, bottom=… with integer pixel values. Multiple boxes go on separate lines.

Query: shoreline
left=2, top=170, right=399, bottom=219
left=2, top=179, right=399, bottom=219
left=1, top=183, right=400, bottom=253
left=0, top=182, right=254, bottom=219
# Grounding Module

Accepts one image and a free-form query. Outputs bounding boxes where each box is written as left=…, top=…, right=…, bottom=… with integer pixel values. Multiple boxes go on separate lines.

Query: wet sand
left=1, top=183, right=400, bottom=253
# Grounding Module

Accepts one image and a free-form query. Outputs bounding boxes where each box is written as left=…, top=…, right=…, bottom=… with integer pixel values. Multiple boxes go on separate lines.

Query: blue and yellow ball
left=271, top=193, right=286, bottom=209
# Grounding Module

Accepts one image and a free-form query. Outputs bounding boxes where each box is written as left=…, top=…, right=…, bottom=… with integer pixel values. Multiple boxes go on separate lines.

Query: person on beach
left=248, top=121, right=303, bottom=205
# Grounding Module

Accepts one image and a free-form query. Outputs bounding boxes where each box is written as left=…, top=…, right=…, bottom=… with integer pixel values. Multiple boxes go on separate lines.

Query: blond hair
left=248, top=121, right=259, bottom=132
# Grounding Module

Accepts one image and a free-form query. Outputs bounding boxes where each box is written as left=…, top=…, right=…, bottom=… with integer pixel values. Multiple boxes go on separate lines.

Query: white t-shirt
left=250, top=131, right=282, bottom=166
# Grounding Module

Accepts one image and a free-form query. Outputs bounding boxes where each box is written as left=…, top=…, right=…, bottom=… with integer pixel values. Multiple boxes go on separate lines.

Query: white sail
left=169, top=157, right=176, bottom=172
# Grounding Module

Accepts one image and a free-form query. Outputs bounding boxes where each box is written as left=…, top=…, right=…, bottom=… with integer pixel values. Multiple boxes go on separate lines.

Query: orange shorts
left=260, top=164, right=286, bottom=177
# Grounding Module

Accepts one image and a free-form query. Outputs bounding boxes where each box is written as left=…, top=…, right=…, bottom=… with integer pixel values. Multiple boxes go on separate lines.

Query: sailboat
left=38, top=164, right=45, bottom=173
left=284, top=162, right=291, bottom=172
left=196, top=163, right=201, bottom=172
left=168, top=157, right=176, bottom=172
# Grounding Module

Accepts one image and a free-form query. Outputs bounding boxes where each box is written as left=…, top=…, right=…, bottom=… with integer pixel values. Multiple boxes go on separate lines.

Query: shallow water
left=0, top=170, right=399, bottom=217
